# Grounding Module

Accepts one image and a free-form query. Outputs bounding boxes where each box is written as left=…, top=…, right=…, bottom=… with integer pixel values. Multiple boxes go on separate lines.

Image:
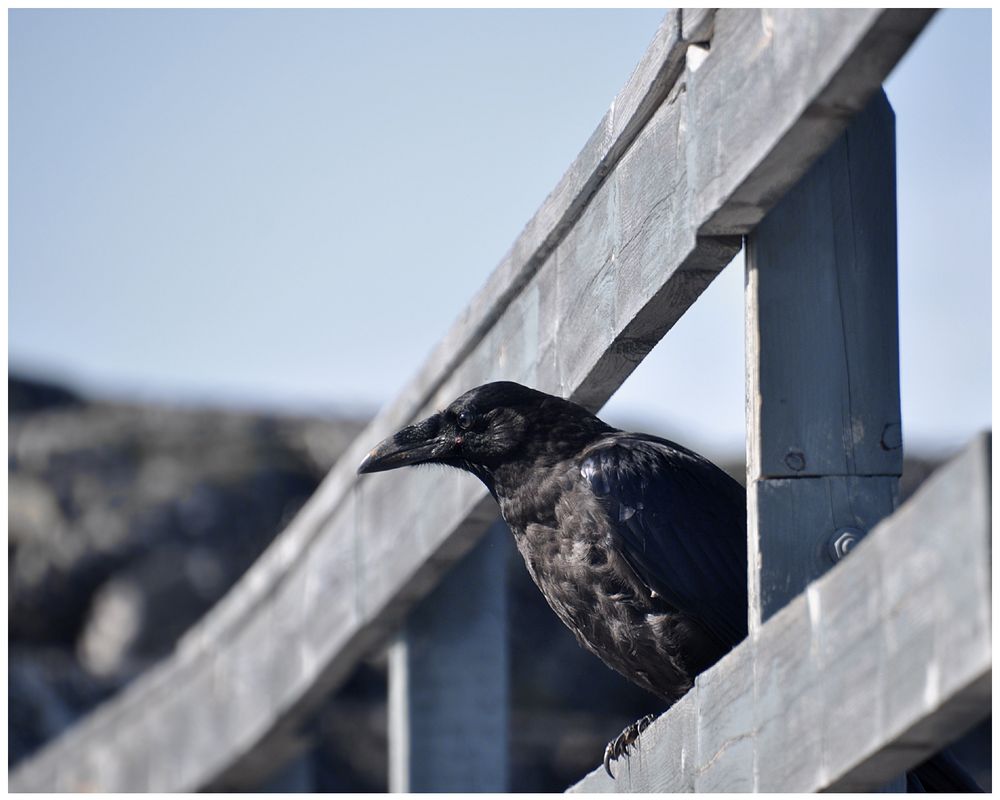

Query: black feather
left=580, top=435, right=747, bottom=649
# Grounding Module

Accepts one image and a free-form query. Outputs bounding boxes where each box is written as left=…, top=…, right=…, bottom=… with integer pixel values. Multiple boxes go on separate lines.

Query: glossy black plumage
left=580, top=437, right=747, bottom=652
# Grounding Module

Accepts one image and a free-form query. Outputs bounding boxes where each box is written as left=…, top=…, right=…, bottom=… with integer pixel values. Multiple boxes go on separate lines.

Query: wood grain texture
left=746, top=91, right=901, bottom=481
left=689, top=9, right=934, bottom=236
left=10, top=10, right=934, bottom=792
left=694, top=641, right=755, bottom=792
left=746, top=91, right=902, bottom=631
left=680, top=8, right=715, bottom=44
left=568, top=435, right=991, bottom=793
left=744, top=94, right=907, bottom=792
left=751, top=475, right=898, bottom=623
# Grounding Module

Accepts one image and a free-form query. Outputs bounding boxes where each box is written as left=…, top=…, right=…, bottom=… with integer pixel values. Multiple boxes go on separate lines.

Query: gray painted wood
left=688, top=9, right=934, bottom=236
left=693, top=641, right=755, bottom=792
left=746, top=91, right=901, bottom=481
left=10, top=11, right=935, bottom=792
left=388, top=521, right=510, bottom=792
left=680, top=8, right=715, bottom=44
left=568, top=435, right=991, bottom=793
left=751, top=475, right=899, bottom=623
left=746, top=90, right=902, bottom=631
left=745, top=90, right=906, bottom=792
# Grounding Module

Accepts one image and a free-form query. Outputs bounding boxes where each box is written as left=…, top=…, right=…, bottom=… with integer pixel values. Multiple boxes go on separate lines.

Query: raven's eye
left=457, top=410, right=474, bottom=430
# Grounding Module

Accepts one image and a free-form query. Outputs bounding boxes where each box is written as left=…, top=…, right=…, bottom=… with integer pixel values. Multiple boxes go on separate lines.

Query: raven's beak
left=357, top=415, right=446, bottom=475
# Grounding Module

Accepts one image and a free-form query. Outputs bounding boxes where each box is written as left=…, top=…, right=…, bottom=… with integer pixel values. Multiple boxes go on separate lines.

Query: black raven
left=358, top=381, right=981, bottom=790
left=358, top=381, right=742, bottom=772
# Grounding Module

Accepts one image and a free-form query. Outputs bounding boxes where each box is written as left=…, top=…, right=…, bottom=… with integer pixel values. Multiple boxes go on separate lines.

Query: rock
left=9, top=373, right=82, bottom=414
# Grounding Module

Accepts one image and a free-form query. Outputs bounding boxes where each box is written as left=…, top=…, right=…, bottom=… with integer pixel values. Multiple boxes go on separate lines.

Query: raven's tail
left=907, top=748, right=984, bottom=793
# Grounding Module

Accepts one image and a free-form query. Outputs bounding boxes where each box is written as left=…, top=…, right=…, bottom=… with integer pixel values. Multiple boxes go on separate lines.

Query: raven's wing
left=908, top=749, right=984, bottom=793
left=580, top=434, right=748, bottom=648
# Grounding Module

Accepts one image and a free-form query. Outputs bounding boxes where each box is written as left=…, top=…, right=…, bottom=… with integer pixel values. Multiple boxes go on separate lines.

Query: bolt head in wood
left=880, top=422, right=903, bottom=451
left=828, top=527, right=863, bottom=562
left=784, top=449, right=806, bottom=471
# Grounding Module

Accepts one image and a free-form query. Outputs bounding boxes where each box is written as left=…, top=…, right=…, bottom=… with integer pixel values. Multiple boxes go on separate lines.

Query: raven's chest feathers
left=497, top=460, right=724, bottom=703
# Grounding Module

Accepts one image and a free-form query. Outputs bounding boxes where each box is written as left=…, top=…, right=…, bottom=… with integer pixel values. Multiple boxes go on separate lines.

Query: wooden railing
left=12, top=9, right=988, bottom=794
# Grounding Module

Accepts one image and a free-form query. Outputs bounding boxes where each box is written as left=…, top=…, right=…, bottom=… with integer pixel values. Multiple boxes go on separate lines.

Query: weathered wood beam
left=10, top=9, right=934, bottom=792
left=746, top=90, right=901, bottom=631
left=689, top=8, right=933, bottom=237
left=569, top=434, right=991, bottom=793
left=745, top=89, right=907, bottom=792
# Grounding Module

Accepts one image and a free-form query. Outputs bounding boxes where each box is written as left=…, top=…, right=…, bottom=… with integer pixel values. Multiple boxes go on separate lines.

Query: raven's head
left=356, top=381, right=612, bottom=488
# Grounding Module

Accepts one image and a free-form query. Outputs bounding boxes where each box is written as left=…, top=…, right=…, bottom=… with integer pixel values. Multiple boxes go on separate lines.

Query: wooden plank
left=694, top=641, right=755, bottom=792
left=752, top=595, right=823, bottom=791
left=689, top=9, right=934, bottom=236
left=388, top=522, right=510, bottom=792
left=746, top=90, right=901, bottom=631
left=680, top=8, right=715, bottom=44
left=10, top=11, right=933, bottom=792
left=745, top=90, right=904, bottom=791
left=746, top=91, right=901, bottom=481
left=829, top=435, right=993, bottom=791
left=568, top=435, right=991, bottom=793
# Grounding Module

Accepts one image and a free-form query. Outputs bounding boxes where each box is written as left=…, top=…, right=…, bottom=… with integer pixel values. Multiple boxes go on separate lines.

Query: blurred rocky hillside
left=9, top=374, right=367, bottom=771
left=8, top=373, right=989, bottom=790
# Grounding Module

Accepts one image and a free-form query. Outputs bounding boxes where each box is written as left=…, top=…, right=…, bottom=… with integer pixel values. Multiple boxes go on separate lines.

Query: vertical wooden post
left=745, top=89, right=903, bottom=790
left=388, top=521, right=510, bottom=792
left=745, top=89, right=902, bottom=631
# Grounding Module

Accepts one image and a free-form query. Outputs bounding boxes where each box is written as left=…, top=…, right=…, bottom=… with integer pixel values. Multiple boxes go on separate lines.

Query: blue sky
left=8, top=9, right=991, bottom=456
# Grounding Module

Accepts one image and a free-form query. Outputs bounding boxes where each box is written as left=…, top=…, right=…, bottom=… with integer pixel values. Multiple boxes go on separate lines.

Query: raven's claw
left=603, top=713, right=657, bottom=778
